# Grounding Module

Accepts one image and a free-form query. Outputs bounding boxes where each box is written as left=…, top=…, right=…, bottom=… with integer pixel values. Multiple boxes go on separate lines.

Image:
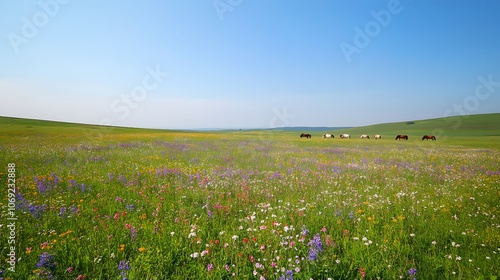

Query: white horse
left=340, top=134, right=350, bottom=139
left=374, top=134, right=381, bottom=139
left=360, top=134, right=370, bottom=139
left=322, top=134, right=334, bottom=138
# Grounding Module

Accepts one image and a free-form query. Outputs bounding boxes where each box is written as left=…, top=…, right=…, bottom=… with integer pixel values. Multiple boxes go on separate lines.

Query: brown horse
left=395, top=134, right=408, bottom=140
left=422, top=135, right=436, bottom=141
left=300, top=133, right=312, bottom=139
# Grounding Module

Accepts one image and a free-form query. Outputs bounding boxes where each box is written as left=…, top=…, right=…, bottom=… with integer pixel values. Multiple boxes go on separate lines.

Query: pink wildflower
left=359, top=267, right=366, bottom=278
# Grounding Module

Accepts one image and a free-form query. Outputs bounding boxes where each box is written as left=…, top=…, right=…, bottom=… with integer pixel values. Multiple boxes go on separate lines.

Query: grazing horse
left=395, top=134, right=408, bottom=140
left=374, top=134, right=381, bottom=139
left=422, top=135, right=436, bottom=141
left=300, top=133, right=312, bottom=139
left=322, top=134, right=334, bottom=138
left=340, top=134, right=350, bottom=139
left=360, top=134, right=370, bottom=139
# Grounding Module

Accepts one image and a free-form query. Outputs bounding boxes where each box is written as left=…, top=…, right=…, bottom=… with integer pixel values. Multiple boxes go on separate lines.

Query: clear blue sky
left=1, top=1, right=499, bottom=129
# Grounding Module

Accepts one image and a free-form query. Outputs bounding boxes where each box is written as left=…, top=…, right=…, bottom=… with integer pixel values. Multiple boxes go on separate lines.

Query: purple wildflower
left=34, top=173, right=59, bottom=194
left=36, top=252, right=56, bottom=279
left=130, top=227, right=137, bottom=241
left=27, top=204, right=47, bottom=219
left=15, top=192, right=27, bottom=209
left=308, top=233, right=323, bottom=261
left=36, top=177, right=51, bottom=194
left=118, top=260, right=130, bottom=279
left=15, top=192, right=46, bottom=218
left=125, top=204, right=135, bottom=211
left=279, top=269, right=294, bottom=280
left=408, top=267, right=417, bottom=279
left=36, top=252, right=56, bottom=269
left=118, top=260, right=130, bottom=271
left=308, top=234, right=323, bottom=252
left=308, top=248, right=318, bottom=261
left=50, top=172, right=59, bottom=186
left=301, top=225, right=309, bottom=236
left=59, top=207, right=66, bottom=216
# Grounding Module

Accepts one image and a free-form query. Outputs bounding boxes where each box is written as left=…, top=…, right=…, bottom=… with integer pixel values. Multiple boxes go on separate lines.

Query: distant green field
left=0, top=114, right=499, bottom=279
left=239, top=113, right=500, bottom=149
left=309, top=113, right=500, bottom=149
left=339, top=113, right=500, bottom=138
left=1, top=113, right=499, bottom=146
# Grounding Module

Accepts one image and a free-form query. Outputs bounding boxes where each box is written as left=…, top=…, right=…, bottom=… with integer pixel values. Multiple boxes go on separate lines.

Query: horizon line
left=1, top=112, right=499, bottom=131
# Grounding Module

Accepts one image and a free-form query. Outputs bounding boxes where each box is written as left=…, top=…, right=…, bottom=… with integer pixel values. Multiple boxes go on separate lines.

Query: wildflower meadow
left=1, top=120, right=499, bottom=279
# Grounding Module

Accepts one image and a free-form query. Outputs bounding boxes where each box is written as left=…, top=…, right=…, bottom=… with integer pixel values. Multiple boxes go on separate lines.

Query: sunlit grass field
left=1, top=115, right=499, bottom=279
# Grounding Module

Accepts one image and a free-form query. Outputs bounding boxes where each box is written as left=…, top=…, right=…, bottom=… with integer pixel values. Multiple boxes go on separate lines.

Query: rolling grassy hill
left=339, top=113, right=500, bottom=137
left=332, top=113, right=500, bottom=148
left=234, top=114, right=500, bottom=148
left=1, top=113, right=499, bottom=147
left=0, top=116, right=194, bottom=144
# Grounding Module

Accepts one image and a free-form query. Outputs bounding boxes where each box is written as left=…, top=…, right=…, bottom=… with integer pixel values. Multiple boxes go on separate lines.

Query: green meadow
left=1, top=113, right=499, bottom=279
